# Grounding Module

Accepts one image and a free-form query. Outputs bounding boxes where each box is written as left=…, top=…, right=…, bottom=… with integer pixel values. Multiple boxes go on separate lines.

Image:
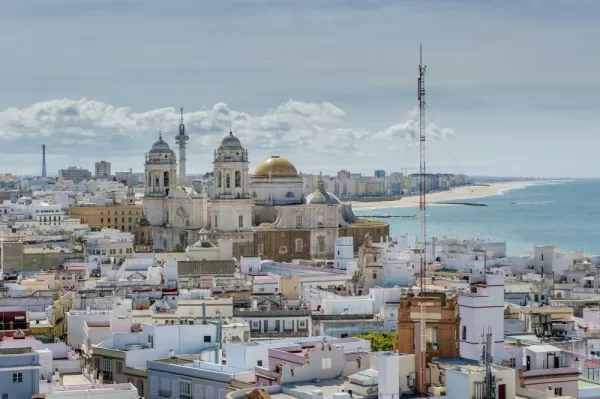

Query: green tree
left=173, top=244, right=186, bottom=253
left=353, top=332, right=398, bottom=352
left=72, top=235, right=87, bottom=252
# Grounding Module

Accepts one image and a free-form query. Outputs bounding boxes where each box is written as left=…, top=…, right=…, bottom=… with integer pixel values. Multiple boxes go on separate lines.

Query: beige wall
left=279, top=274, right=301, bottom=300
left=70, top=205, right=142, bottom=232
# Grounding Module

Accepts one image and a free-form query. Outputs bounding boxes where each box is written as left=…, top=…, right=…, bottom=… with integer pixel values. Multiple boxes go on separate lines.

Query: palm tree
left=72, top=235, right=87, bottom=253
left=173, top=244, right=185, bottom=253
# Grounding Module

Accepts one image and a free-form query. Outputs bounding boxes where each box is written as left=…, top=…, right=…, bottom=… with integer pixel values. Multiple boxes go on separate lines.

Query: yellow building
left=70, top=204, right=143, bottom=232
left=53, top=291, right=75, bottom=340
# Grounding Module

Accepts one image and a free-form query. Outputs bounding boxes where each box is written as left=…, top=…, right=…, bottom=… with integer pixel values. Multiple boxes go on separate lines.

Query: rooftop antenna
left=175, top=107, right=189, bottom=187
left=418, top=43, right=428, bottom=397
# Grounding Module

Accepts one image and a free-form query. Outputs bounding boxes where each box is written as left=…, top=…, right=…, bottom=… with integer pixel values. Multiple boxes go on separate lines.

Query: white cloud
left=0, top=98, right=455, bottom=173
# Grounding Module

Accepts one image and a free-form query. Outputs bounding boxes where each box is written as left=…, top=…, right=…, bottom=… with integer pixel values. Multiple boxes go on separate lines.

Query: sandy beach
left=350, top=180, right=548, bottom=209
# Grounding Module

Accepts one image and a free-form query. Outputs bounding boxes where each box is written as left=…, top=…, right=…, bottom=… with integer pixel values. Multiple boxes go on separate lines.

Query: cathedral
left=140, top=117, right=389, bottom=258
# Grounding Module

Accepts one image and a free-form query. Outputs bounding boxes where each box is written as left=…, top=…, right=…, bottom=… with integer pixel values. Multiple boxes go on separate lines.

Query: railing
left=312, top=313, right=374, bottom=320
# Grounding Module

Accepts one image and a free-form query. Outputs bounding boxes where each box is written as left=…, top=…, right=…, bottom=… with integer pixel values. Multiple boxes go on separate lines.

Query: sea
left=352, top=179, right=600, bottom=256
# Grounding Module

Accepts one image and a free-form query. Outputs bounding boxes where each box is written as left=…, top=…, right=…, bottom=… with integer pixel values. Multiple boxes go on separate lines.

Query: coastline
left=350, top=180, right=561, bottom=209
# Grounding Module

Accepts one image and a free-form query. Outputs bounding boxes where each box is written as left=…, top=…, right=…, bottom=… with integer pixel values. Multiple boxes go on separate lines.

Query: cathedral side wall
left=254, top=229, right=311, bottom=262
left=339, top=223, right=389, bottom=252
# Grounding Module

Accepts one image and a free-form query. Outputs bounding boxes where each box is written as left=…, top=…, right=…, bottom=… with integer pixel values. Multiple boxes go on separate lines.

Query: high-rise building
left=58, top=166, right=92, bottom=183
left=337, top=169, right=351, bottom=179
left=374, top=169, right=386, bottom=178
left=95, top=160, right=111, bottom=178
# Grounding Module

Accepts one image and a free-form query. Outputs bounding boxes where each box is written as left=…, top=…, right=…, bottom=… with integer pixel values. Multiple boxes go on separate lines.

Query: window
left=254, top=214, right=261, bottom=225
left=252, top=321, right=259, bottom=329
left=317, top=236, right=325, bottom=253
left=295, top=239, right=303, bottom=253
left=12, top=372, right=23, bottom=383
left=296, top=214, right=302, bottom=228
left=179, top=380, right=192, bottom=399
left=322, top=358, right=332, bottom=369
left=226, top=174, right=231, bottom=188
left=116, top=361, right=122, bottom=374
left=102, top=359, right=112, bottom=371
left=235, top=171, right=241, bottom=187
left=217, top=171, right=222, bottom=188
left=554, top=388, right=562, bottom=396
left=462, top=326, right=467, bottom=340
left=137, top=379, right=144, bottom=397
left=239, top=215, right=244, bottom=228
left=372, top=272, right=377, bottom=279
left=257, top=360, right=263, bottom=366
left=426, top=327, right=438, bottom=349
left=203, top=335, right=211, bottom=343
left=299, top=320, right=306, bottom=328
left=100, top=218, right=104, bottom=223
left=257, top=244, right=264, bottom=256
left=214, top=215, right=218, bottom=228
left=159, top=378, right=170, bottom=397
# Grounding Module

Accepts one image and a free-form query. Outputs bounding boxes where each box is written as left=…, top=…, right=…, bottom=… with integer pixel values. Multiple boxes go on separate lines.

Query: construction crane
left=418, top=44, right=428, bottom=397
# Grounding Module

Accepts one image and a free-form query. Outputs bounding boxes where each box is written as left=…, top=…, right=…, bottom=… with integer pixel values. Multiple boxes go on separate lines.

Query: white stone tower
left=144, top=134, right=177, bottom=226
left=211, top=130, right=253, bottom=231
left=175, top=107, right=189, bottom=187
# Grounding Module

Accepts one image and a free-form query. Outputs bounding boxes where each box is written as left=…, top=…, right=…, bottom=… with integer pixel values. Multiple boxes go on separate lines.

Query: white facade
left=334, top=237, right=355, bottom=269
left=84, top=229, right=134, bottom=262
left=97, top=323, right=220, bottom=369
left=0, top=197, right=64, bottom=221
left=459, top=274, right=505, bottom=363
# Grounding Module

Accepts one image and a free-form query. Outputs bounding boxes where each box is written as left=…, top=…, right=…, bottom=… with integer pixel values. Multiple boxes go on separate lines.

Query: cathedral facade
left=140, top=121, right=388, bottom=258
left=142, top=135, right=208, bottom=251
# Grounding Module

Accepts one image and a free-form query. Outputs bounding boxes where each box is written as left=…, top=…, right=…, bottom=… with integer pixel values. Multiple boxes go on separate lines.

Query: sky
left=0, top=0, right=598, bottom=178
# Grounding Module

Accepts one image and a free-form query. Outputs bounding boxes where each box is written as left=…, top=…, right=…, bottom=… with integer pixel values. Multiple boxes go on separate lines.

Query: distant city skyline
left=0, top=1, right=598, bottom=177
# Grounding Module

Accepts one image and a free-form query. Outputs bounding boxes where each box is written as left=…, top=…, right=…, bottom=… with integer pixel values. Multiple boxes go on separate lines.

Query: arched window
left=217, top=171, right=222, bottom=188
left=285, top=191, right=294, bottom=198
left=155, top=174, right=159, bottom=188
left=164, top=171, right=169, bottom=187
left=295, top=239, right=303, bottom=253
left=235, top=171, right=241, bottom=188
left=317, top=236, right=325, bottom=253
left=226, top=174, right=231, bottom=188
left=147, top=172, right=152, bottom=188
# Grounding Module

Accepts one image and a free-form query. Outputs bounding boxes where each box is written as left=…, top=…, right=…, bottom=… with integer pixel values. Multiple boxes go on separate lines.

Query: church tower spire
left=175, top=107, right=189, bottom=187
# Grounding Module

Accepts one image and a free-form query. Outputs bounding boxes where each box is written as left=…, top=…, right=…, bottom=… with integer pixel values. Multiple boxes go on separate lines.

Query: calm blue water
left=353, top=180, right=600, bottom=256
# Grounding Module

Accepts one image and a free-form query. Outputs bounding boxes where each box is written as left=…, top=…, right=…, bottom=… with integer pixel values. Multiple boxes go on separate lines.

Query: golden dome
left=253, top=156, right=299, bottom=178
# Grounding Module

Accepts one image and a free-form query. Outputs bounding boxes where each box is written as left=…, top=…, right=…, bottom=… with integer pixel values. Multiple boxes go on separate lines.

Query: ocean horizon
left=353, top=179, right=600, bottom=256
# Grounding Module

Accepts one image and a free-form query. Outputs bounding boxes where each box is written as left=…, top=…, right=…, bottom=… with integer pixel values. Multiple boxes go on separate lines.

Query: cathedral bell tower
left=211, top=129, right=253, bottom=232
left=143, top=134, right=178, bottom=226
left=144, top=134, right=177, bottom=197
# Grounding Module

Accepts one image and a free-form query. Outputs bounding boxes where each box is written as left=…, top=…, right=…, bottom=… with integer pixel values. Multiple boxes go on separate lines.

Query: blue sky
left=0, top=0, right=598, bottom=177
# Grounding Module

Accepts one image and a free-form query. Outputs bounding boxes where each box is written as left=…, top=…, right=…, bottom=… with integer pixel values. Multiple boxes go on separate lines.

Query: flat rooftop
left=271, top=380, right=364, bottom=399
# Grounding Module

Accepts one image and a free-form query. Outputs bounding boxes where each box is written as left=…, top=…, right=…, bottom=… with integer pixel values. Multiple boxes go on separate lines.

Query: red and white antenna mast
left=418, top=43, right=428, bottom=397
